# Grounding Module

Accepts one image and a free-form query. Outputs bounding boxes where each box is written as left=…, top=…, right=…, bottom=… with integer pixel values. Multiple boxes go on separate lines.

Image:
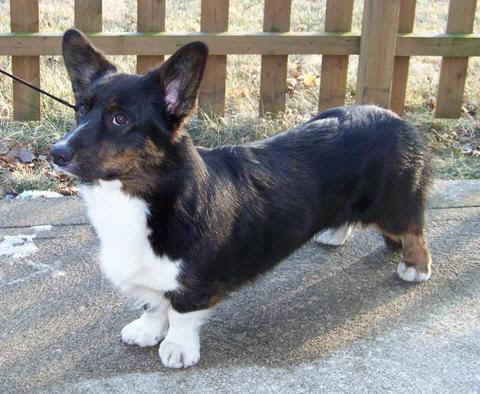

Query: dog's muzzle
left=50, top=141, right=74, bottom=167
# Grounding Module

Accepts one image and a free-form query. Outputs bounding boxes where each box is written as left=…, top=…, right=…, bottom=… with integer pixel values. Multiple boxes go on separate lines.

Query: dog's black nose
left=51, top=143, right=74, bottom=166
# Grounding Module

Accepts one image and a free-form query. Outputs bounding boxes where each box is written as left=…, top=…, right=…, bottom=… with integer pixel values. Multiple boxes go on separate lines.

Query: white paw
left=159, top=340, right=200, bottom=368
left=121, top=316, right=167, bottom=347
left=314, top=225, right=352, bottom=246
left=397, top=262, right=431, bottom=282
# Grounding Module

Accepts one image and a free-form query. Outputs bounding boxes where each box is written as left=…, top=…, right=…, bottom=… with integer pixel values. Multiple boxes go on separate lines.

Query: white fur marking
left=56, top=121, right=89, bottom=148
left=122, top=299, right=170, bottom=347
left=80, top=180, right=181, bottom=302
left=314, top=224, right=353, bottom=246
left=397, top=262, right=431, bottom=282
left=159, top=308, right=211, bottom=368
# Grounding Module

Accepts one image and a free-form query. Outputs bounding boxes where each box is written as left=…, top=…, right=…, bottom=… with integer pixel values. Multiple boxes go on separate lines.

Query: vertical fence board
left=199, top=0, right=229, bottom=115
left=11, top=0, right=40, bottom=120
left=74, top=0, right=102, bottom=32
left=260, top=0, right=291, bottom=115
left=436, top=0, right=477, bottom=118
left=318, top=0, right=354, bottom=111
left=137, top=0, right=166, bottom=74
left=391, top=0, right=416, bottom=115
left=356, top=0, right=401, bottom=108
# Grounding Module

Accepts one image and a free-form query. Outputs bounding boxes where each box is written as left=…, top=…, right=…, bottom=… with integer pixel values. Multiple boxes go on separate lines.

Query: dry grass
left=0, top=0, right=480, bottom=195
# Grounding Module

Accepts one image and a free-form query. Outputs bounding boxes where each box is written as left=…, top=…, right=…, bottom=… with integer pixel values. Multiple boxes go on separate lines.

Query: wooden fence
left=1, top=0, right=479, bottom=121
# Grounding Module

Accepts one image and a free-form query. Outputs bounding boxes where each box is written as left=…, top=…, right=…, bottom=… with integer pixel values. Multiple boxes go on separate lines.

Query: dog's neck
left=116, top=131, right=208, bottom=198
left=135, top=134, right=210, bottom=259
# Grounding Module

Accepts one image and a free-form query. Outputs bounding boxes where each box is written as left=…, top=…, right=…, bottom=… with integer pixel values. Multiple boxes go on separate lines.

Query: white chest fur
left=80, top=180, right=181, bottom=301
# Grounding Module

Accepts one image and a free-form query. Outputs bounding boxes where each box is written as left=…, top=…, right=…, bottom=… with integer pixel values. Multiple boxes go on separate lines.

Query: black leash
left=0, top=68, right=76, bottom=110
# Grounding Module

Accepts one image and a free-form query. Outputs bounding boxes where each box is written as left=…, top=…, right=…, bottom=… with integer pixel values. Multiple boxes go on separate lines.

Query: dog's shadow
left=199, top=215, right=480, bottom=368
left=77, top=231, right=405, bottom=374
left=202, top=234, right=404, bottom=367
left=41, top=213, right=479, bottom=386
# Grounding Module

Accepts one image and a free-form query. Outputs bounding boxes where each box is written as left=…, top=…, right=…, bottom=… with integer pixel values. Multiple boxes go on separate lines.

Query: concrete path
left=0, top=180, right=479, bottom=393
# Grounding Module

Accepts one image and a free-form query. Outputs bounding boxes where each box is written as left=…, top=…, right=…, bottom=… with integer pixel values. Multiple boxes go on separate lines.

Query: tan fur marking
left=371, top=224, right=402, bottom=244
left=96, top=138, right=166, bottom=196
left=106, top=98, right=119, bottom=111
left=372, top=224, right=431, bottom=275
left=402, top=233, right=432, bottom=275
left=98, top=141, right=137, bottom=174
left=207, top=293, right=224, bottom=308
left=144, top=138, right=165, bottom=166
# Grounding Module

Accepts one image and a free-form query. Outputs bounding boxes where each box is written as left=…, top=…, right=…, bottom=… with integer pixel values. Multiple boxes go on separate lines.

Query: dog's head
left=51, top=29, right=208, bottom=194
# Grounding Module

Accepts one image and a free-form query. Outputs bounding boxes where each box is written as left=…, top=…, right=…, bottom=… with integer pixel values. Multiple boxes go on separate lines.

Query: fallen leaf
left=289, top=63, right=301, bottom=78
left=9, top=148, right=35, bottom=164
left=302, top=73, right=317, bottom=88
left=0, top=141, right=7, bottom=155
left=0, top=153, right=17, bottom=165
left=426, top=97, right=436, bottom=111
left=286, top=78, right=297, bottom=94
left=0, top=100, right=9, bottom=119
left=463, top=103, right=477, bottom=117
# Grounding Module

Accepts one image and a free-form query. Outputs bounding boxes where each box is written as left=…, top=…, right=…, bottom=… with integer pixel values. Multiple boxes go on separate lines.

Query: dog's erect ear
left=62, top=28, right=117, bottom=102
left=147, top=42, right=208, bottom=128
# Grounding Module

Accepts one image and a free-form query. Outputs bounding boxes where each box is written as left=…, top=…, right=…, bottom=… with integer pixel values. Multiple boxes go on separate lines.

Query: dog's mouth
left=50, top=141, right=128, bottom=186
left=52, top=161, right=77, bottom=177
left=51, top=161, right=95, bottom=185
left=52, top=161, right=122, bottom=186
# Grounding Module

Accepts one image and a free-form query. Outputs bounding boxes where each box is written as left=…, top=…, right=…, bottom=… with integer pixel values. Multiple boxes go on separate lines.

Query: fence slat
left=260, top=0, right=292, bottom=115
left=74, top=0, right=102, bottom=32
left=391, top=0, right=416, bottom=115
left=318, top=0, right=354, bottom=111
left=435, top=0, right=477, bottom=118
left=11, top=0, right=40, bottom=121
left=137, top=0, right=165, bottom=74
left=356, top=0, right=401, bottom=108
left=199, top=0, right=229, bottom=116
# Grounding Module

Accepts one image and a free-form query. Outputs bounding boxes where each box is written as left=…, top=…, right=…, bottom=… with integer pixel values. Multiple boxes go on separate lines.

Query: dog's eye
left=112, top=112, right=129, bottom=126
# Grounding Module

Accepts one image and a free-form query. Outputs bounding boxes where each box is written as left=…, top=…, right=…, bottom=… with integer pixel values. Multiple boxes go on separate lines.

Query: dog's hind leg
left=380, top=230, right=403, bottom=251
left=377, top=225, right=432, bottom=282
left=314, top=224, right=353, bottom=246
left=397, top=232, right=432, bottom=282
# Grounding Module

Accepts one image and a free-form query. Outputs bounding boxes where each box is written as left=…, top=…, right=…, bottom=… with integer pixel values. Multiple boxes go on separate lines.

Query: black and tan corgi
left=51, top=29, right=432, bottom=368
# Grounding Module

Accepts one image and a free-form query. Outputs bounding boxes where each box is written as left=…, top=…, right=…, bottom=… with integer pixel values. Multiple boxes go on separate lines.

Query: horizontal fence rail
left=2, top=32, right=480, bottom=57
left=1, top=0, right=479, bottom=121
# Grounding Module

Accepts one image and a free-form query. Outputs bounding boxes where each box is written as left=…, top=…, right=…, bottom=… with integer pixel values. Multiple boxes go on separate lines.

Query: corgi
left=51, top=29, right=433, bottom=368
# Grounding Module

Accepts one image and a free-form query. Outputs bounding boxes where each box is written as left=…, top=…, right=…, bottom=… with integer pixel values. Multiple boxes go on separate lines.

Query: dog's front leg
left=159, top=307, right=211, bottom=368
left=121, top=296, right=170, bottom=347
